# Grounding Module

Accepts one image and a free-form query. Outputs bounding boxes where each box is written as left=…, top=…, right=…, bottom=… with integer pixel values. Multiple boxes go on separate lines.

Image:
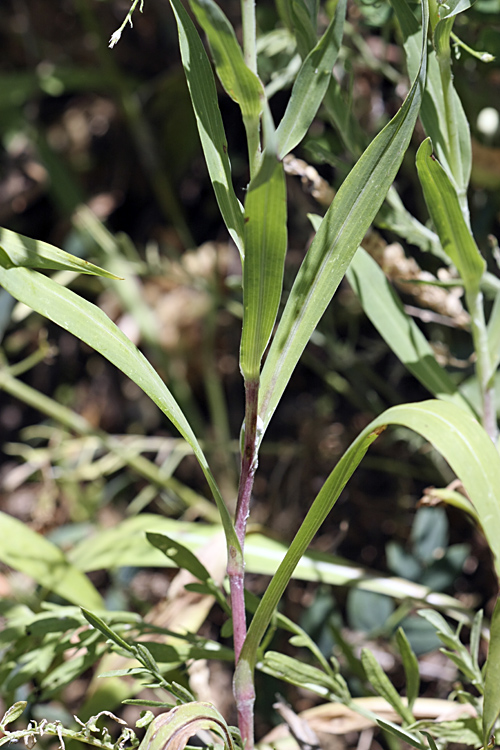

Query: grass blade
left=168, top=0, right=245, bottom=254
left=347, top=246, right=474, bottom=413
left=188, top=0, right=264, bottom=121
left=240, top=154, right=287, bottom=379
left=0, top=226, right=118, bottom=279
left=416, top=138, right=485, bottom=292
left=276, top=0, right=347, bottom=158
left=242, top=399, right=500, bottom=668
left=390, top=0, right=471, bottom=212
left=258, top=0, right=429, bottom=437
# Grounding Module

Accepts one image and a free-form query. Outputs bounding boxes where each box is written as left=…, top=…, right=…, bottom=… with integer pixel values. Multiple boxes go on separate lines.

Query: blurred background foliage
left=1, top=0, right=500, bottom=739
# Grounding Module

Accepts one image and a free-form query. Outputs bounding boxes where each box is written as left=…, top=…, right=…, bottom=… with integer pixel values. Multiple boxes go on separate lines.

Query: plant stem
left=467, top=288, right=497, bottom=442
left=241, top=0, right=261, bottom=177
left=229, top=378, right=259, bottom=749
left=241, top=0, right=257, bottom=74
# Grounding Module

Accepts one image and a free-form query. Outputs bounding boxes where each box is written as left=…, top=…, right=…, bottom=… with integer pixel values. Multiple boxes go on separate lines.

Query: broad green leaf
left=258, top=0, right=429, bottom=436
left=396, top=628, right=420, bottom=712
left=416, top=138, right=485, bottom=292
left=67, top=514, right=468, bottom=614
left=0, top=265, right=240, bottom=559
left=168, top=0, right=244, bottom=254
left=242, top=399, right=500, bottom=670
left=483, top=597, right=500, bottom=746
left=240, top=154, right=287, bottom=379
left=187, top=0, right=263, bottom=121
left=0, top=702, right=27, bottom=728
left=346, top=246, right=474, bottom=413
left=361, top=649, right=415, bottom=724
left=137, top=703, right=234, bottom=750
left=0, top=226, right=118, bottom=278
left=276, top=0, right=347, bottom=158
left=0, top=511, right=103, bottom=609
left=390, top=0, right=471, bottom=210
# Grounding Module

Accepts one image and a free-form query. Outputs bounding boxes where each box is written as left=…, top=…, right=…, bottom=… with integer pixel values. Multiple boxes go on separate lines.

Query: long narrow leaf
left=390, top=0, right=471, bottom=206
left=240, top=154, right=287, bottom=379
left=276, top=0, right=347, bottom=158
left=0, top=226, right=118, bottom=279
left=258, top=0, right=429, bottom=437
left=0, top=511, right=103, bottom=609
left=347, top=246, right=474, bottom=413
left=416, top=138, right=484, bottom=292
left=168, top=0, right=244, bottom=254
left=0, top=265, right=240, bottom=558
left=242, top=399, right=500, bottom=669
left=187, top=0, right=263, bottom=121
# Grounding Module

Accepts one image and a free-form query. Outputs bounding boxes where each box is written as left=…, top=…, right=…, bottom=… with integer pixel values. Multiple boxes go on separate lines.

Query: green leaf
left=241, top=399, right=500, bottom=670
left=276, top=0, right=347, bottom=158
left=346, top=246, right=474, bottom=413
left=416, top=138, right=485, bottom=293
left=259, top=651, right=350, bottom=700
left=0, top=226, right=118, bottom=278
left=376, top=719, right=427, bottom=750
left=396, top=628, right=420, bottom=712
left=361, top=649, right=415, bottom=724
left=0, top=511, right=103, bottom=609
left=483, top=597, right=500, bottom=745
left=146, top=533, right=212, bottom=583
left=188, top=0, right=264, bottom=121
left=0, top=266, right=239, bottom=560
left=0, top=702, right=27, bottom=728
left=436, top=0, right=474, bottom=22
left=390, top=0, right=471, bottom=209
left=167, top=0, right=244, bottom=254
left=240, top=155, right=287, bottom=379
left=81, top=609, right=132, bottom=651
left=258, top=0, right=429, bottom=437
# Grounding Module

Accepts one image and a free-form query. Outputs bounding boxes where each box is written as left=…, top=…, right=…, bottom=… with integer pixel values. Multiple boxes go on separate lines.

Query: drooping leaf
left=346, top=246, right=474, bottom=413
left=276, top=0, right=347, bottom=158
left=0, top=226, right=118, bottom=278
left=167, top=0, right=244, bottom=254
left=242, top=399, right=500, bottom=670
left=258, top=0, right=429, bottom=437
left=416, top=138, right=485, bottom=292
left=0, top=266, right=239, bottom=559
left=0, top=511, right=103, bottom=609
